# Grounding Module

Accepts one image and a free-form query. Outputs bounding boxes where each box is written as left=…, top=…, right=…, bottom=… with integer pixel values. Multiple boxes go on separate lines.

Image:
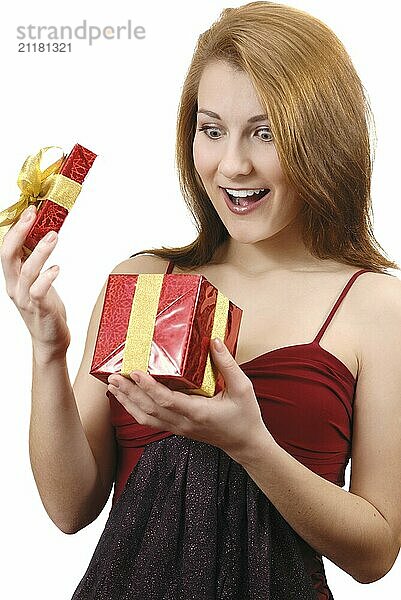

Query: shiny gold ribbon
left=121, top=274, right=229, bottom=397
left=0, top=146, right=82, bottom=247
left=122, top=274, right=165, bottom=376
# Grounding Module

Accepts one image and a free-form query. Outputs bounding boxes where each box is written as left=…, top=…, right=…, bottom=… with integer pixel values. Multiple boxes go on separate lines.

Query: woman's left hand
left=107, top=338, right=270, bottom=460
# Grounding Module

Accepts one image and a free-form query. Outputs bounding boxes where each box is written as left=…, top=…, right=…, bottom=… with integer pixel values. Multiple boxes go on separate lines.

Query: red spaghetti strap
left=314, top=269, right=371, bottom=344
left=165, top=260, right=174, bottom=274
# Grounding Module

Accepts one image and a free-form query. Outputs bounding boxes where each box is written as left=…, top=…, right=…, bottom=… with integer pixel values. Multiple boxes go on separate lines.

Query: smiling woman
left=131, top=1, right=398, bottom=273
left=192, top=61, right=304, bottom=230
left=69, top=2, right=401, bottom=599
left=5, top=2, right=400, bottom=600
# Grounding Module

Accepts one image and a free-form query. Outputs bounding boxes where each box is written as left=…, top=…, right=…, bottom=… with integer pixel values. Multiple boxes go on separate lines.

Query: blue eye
left=197, top=126, right=221, bottom=139
left=196, top=125, right=273, bottom=142
left=256, top=127, right=274, bottom=142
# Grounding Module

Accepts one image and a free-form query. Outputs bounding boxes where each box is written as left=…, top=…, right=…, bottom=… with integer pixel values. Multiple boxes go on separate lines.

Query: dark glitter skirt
left=71, top=435, right=323, bottom=600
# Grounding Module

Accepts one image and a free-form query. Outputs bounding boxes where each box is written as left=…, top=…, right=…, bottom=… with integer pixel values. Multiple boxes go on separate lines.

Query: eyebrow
left=197, top=109, right=269, bottom=123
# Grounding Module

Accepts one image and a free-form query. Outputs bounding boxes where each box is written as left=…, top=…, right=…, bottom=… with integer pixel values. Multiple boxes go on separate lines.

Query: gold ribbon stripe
left=44, top=173, right=82, bottom=211
left=122, top=274, right=165, bottom=376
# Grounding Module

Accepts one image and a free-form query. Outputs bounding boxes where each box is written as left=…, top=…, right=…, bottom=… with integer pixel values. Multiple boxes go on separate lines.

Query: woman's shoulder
left=347, top=269, right=401, bottom=323
left=110, top=254, right=171, bottom=275
left=351, top=270, right=401, bottom=303
left=349, top=270, right=401, bottom=357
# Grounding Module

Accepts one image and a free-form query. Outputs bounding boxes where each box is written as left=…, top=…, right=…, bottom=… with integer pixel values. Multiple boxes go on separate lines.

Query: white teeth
left=225, top=188, right=266, bottom=197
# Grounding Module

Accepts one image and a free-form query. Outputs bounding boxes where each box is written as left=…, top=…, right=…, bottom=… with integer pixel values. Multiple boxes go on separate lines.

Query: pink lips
left=221, top=187, right=271, bottom=215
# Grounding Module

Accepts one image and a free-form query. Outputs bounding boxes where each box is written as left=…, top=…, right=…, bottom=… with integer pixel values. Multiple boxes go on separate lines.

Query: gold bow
left=0, top=146, right=66, bottom=247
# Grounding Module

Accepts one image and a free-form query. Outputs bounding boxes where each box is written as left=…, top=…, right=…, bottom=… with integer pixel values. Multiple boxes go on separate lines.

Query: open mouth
left=223, top=188, right=270, bottom=207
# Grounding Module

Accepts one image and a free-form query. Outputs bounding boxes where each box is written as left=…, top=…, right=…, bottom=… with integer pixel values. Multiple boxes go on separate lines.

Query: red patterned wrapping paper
left=23, top=143, right=97, bottom=253
left=90, top=273, right=243, bottom=397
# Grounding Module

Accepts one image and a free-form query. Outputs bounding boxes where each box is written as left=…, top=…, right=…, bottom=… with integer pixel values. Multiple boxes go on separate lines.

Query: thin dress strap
left=314, top=269, right=371, bottom=344
left=165, top=260, right=174, bottom=274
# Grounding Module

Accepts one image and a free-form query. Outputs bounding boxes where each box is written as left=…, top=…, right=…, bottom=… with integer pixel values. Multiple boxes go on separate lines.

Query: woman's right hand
left=0, top=204, right=71, bottom=361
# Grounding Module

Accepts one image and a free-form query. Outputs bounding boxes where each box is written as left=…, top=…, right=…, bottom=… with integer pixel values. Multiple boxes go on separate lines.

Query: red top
left=107, top=263, right=372, bottom=598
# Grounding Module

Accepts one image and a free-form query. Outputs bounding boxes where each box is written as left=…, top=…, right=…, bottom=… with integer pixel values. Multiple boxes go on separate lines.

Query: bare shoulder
left=111, top=254, right=171, bottom=275
left=350, top=271, right=401, bottom=312
left=349, top=271, right=401, bottom=362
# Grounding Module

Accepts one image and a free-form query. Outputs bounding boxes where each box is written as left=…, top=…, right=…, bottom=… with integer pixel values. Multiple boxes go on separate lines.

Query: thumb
left=211, top=337, right=245, bottom=392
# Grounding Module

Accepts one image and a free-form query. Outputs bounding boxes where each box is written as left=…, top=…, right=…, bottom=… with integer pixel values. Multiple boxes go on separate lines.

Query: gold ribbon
left=122, top=274, right=165, bottom=375
left=121, top=274, right=229, bottom=398
left=0, top=146, right=82, bottom=247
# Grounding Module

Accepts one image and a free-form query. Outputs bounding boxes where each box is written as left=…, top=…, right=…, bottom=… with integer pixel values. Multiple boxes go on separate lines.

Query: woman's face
left=193, top=60, right=303, bottom=245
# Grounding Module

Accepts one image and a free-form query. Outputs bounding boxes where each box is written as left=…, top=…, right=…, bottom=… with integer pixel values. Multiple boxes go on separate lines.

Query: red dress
left=73, top=263, right=376, bottom=599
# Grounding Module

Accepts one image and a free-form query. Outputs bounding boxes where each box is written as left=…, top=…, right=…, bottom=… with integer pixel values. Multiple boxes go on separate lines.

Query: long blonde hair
left=131, top=1, right=399, bottom=273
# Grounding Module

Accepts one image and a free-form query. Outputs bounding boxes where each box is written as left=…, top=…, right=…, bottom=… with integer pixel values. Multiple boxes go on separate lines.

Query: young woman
left=2, top=2, right=400, bottom=598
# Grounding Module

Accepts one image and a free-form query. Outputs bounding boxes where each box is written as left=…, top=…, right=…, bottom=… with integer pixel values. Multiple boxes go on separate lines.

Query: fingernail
left=22, top=207, right=35, bottom=221
left=44, top=231, right=56, bottom=242
left=213, top=338, right=224, bottom=352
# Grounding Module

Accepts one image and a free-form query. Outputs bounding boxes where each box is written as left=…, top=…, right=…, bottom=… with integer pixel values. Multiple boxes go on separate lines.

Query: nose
left=217, top=137, right=253, bottom=180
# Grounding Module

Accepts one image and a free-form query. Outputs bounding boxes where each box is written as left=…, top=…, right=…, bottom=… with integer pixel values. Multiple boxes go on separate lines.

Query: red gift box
left=90, top=273, right=243, bottom=397
left=23, top=144, right=97, bottom=254
left=0, top=143, right=97, bottom=254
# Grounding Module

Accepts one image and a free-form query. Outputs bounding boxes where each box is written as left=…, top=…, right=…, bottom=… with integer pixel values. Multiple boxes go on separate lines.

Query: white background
left=0, top=0, right=400, bottom=597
